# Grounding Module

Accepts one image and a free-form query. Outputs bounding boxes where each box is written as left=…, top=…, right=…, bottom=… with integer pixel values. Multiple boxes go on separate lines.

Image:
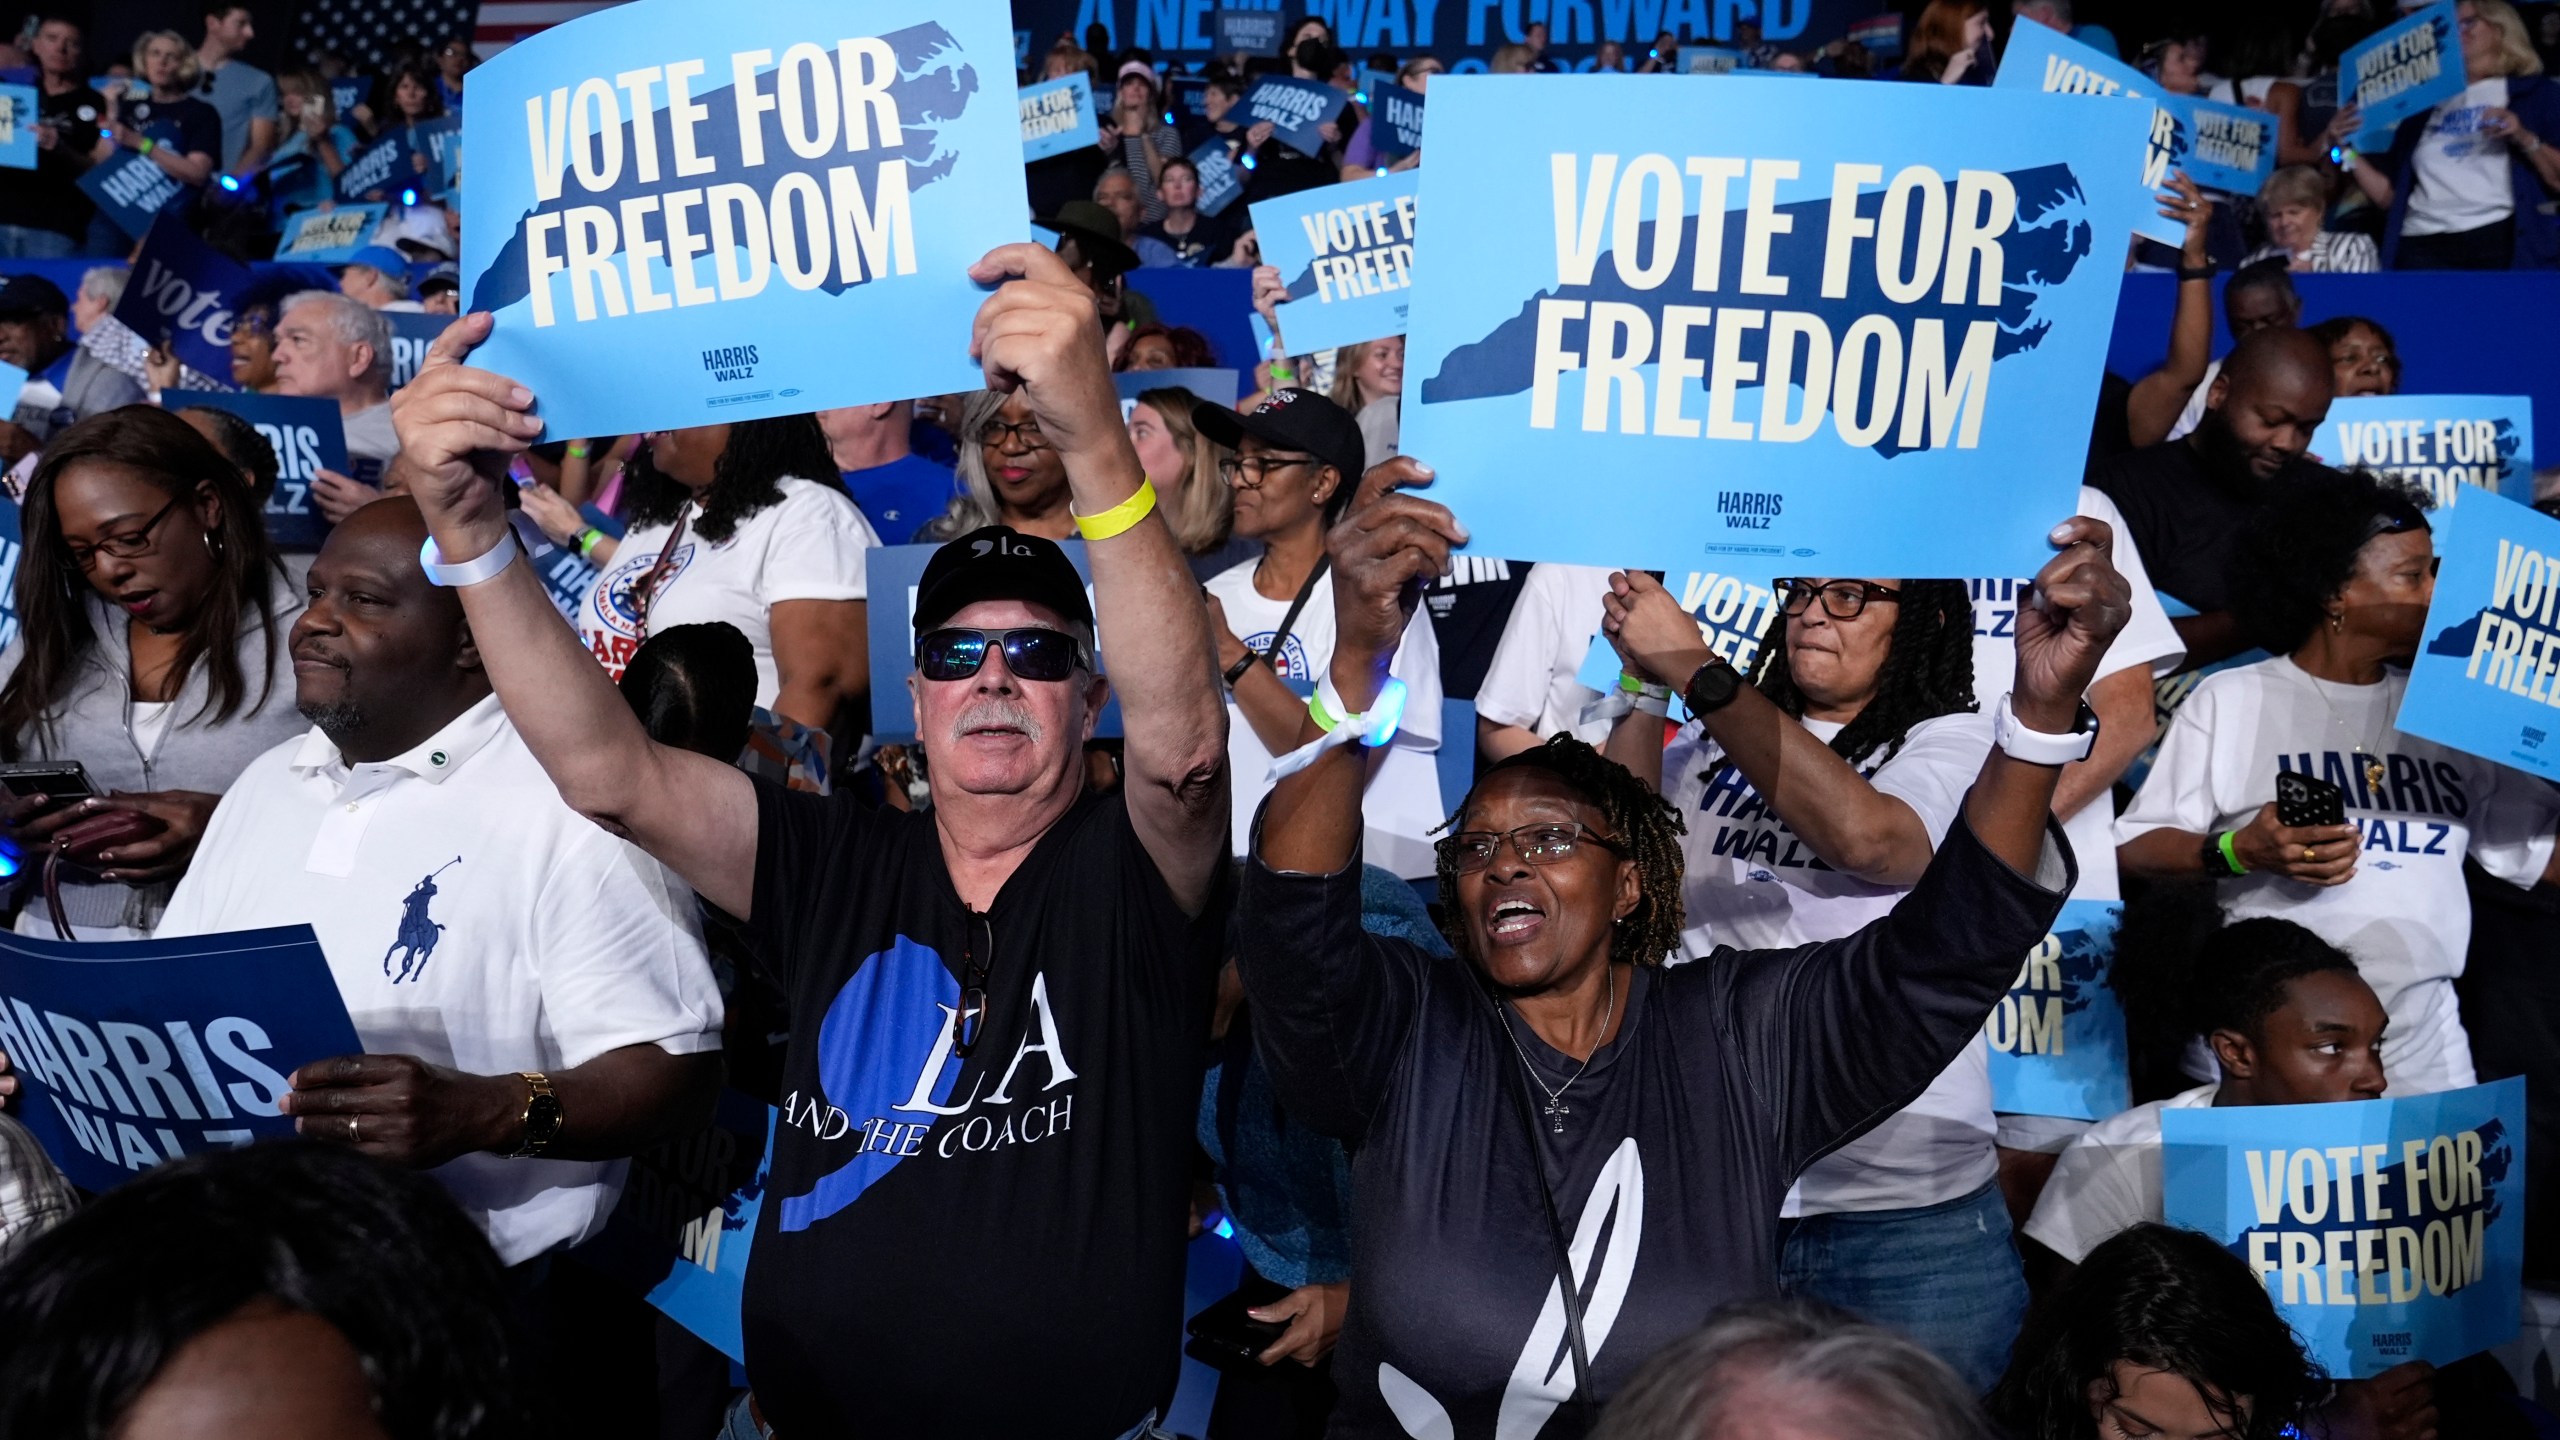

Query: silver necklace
left=1497, top=966, right=1616, bottom=1135
left=2305, top=666, right=2394, bottom=796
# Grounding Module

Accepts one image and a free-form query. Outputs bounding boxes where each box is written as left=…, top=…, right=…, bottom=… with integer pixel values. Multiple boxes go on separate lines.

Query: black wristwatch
left=2176, top=263, right=2218, bottom=282
left=1222, top=653, right=1261, bottom=689
left=2201, top=831, right=2246, bottom=878
left=1683, top=659, right=1744, bottom=716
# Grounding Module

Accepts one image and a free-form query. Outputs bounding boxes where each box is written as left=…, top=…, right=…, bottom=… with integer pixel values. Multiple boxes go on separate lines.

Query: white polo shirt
left=157, top=694, right=723, bottom=1266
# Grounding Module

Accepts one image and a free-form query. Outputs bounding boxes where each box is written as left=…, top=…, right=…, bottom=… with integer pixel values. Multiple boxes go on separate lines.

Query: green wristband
left=2217, top=830, right=2249, bottom=876
left=574, top=527, right=604, bottom=558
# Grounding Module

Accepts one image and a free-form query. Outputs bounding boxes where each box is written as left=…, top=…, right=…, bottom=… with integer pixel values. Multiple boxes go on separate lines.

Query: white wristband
left=1266, top=675, right=1408, bottom=783
left=420, top=528, right=523, bottom=587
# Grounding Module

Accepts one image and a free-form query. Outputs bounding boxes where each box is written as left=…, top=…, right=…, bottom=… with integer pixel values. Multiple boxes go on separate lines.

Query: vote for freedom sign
left=2316, top=395, right=2534, bottom=508
left=1400, top=76, right=2148, bottom=580
left=1995, top=18, right=2189, bottom=248
left=458, top=0, right=1028, bottom=440
left=1253, top=170, right=1418, bottom=355
left=2400, top=489, right=2560, bottom=781
left=2343, top=1, right=2468, bottom=139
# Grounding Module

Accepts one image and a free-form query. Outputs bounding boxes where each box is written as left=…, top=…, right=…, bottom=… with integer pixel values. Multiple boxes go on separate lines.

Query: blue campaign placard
left=1683, top=47, right=1742, bottom=75
left=2162, top=1078, right=2527, bottom=1377
left=1398, top=75, right=2148, bottom=581
left=865, top=541, right=1119, bottom=741
left=1215, top=7, right=1285, bottom=57
left=2398, top=489, right=2560, bottom=780
left=114, top=211, right=254, bottom=381
left=78, top=148, right=194, bottom=239
left=2343, top=1, right=2466, bottom=138
left=2316, top=394, right=2534, bottom=508
left=568, top=1090, right=773, bottom=1362
left=336, top=129, right=412, bottom=202
left=0, top=486, right=23, bottom=651
left=1996, top=18, right=2188, bottom=247
left=274, top=201, right=388, bottom=263
left=458, top=0, right=1028, bottom=442
left=1372, top=83, right=1424, bottom=162
left=1239, top=76, right=1347, bottom=159
left=330, top=76, right=372, bottom=120
left=411, top=116, right=461, bottom=199
left=1253, top=170, right=1417, bottom=355
left=382, top=311, right=456, bottom=392
left=0, top=83, right=36, bottom=170
left=2166, top=93, right=2276, bottom=196
left=0, top=359, right=24, bottom=421
left=164, top=389, right=347, bottom=551
left=1984, top=897, right=2129, bottom=1122
left=1190, top=136, right=1245, bottom=217
left=521, top=501, right=626, bottom=622
left=1019, top=72, right=1098, bottom=162
left=0, top=925, right=363, bottom=1194
left=1117, top=366, right=1238, bottom=408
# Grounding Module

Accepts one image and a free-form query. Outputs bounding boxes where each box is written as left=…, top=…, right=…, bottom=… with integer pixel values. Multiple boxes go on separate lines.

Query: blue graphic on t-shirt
left=383, top=858, right=460, bottom=984
left=777, top=935, right=963, bottom=1232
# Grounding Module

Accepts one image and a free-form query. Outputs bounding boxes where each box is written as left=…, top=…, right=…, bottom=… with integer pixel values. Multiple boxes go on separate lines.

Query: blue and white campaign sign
left=382, top=310, right=455, bottom=392
left=1571, top=562, right=1791, bottom=716
left=78, top=148, right=193, bottom=239
left=2165, top=93, right=2276, bottom=196
left=2163, top=1078, right=2526, bottom=1377
left=0, top=924, right=363, bottom=1194
left=2317, top=395, right=2534, bottom=507
left=0, top=359, right=24, bottom=423
left=330, top=76, right=371, bottom=120
left=1683, top=46, right=1742, bottom=74
left=164, top=389, right=346, bottom=550
left=1019, top=72, right=1098, bottom=162
left=569, top=1090, right=772, bottom=1362
left=2399, top=489, right=2560, bottom=780
left=337, top=128, right=420, bottom=202
left=1371, top=82, right=1425, bottom=163
left=1190, top=136, right=1245, bottom=217
left=1253, top=170, right=1417, bottom=354
left=274, top=202, right=387, bottom=263
left=1239, top=75, right=1347, bottom=158
left=457, top=0, right=1027, bottom=441
left=519, top=500, right=625, bottom=622
left=1399, top=75, right=2149, bottom=580
left=1985, top=898, right=2129, bottom=1121
left=865, top=540, right=1118, bottom=741
left=2343, top=1, right=2466, bottom=139
left=0, top=487, right=23, bottom=651
left=1996, top=18, right=2188, bottom=247
left=1214, top=7, right=1285, bottom=57
left=0, top=83, right=35, bottom=170
left=114, top=211, right=253, bottom=381
left=1117, top=366, right=1239, bottom=409
left=413, top=116, right=462, bottom=198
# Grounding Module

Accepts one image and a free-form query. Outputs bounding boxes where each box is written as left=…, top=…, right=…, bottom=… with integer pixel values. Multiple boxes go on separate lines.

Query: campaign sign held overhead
left=1214, top=8, right=1285, bottom=57
left=1995, top=18, right=2188, bottom=247
left=1399, top=75, right=2148, bottom=580
left=79, top=149, right=192, bottom=239
left=1985, top=898, right=2130, bottom=1122
left=2165, top=93, right=2275, bottom=196
left=2343, top=1, right=2466, bottom=138
left=1190, top=136, right=1245, bottom=217
left=1253, top=170, right=1418, bottom=354
left=2398, top=489, right=2560, bottom=780
left=1019, top=73, right=1098, bottom=162
left=0, top=83, right=35, bottom=170
left=1239, top=76, right=1347, bottom=158
left=458, top=0, right=1027, bottom=440
left=2163, top=1078, right=2526, bottom=1377
left=275, top=202, right=389, bottom=263
left=164, top=390, right=346, bottom=550
left=867, top=541, right=1118, bottom=742
left=114, top=211, right=253, bottom=382
left=0, top=925, right=363, bottom=1194
left=1115, top=366, right=1238, bottom=409
left=1372, top=83, right=1425, bottom=162
left=2317, top=395, right=2534, bottom=507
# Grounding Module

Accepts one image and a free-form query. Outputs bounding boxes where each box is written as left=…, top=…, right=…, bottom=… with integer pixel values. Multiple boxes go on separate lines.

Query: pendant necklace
left=2308, top=669, right=2393, bottom=796
left=1497, top=966, right=1616, bottom=1135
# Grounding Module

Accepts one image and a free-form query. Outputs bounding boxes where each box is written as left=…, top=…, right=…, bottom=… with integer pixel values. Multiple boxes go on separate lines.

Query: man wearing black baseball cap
left=384, top=243, right=1232, bottom=1438
left=0, top=274, right=144, bottom=459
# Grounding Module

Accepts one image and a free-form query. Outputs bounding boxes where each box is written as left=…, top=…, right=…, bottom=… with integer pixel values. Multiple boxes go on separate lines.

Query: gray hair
left=916, top=389, right=1012, bottom=541
left=279, top=289, right=391, bottom=390
left=1590, top=1300, right=1992, bottom=1440
left=78, top=267, right=126, bottom=308
left=2258, top=164, right=2333, bottom=216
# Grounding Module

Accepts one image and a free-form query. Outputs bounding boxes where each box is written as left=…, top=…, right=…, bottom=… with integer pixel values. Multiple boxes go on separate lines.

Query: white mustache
left=951, top=698, right=1044, bottom=744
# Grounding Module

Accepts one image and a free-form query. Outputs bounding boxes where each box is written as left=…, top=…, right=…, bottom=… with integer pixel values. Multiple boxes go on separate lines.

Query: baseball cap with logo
left=1189, top=388, right=1367, bottom=505
left=913, top=525, right=1095, bottom=635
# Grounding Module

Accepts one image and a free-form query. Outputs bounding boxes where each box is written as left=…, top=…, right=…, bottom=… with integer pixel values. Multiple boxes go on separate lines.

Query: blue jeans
left=1777, top=1179, right=2028, bottom=1394
left=0, top=225, right=77, bottom=259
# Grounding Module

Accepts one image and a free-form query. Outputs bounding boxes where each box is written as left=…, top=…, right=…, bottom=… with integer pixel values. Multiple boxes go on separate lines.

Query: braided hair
left=620, top=414, right=841, bottom=545
left=2112, top=882, right=2365, bottom=1102
left=1436, top=734, right=1689, bottom=967
left=1733, top=579, right=1977, bottom=773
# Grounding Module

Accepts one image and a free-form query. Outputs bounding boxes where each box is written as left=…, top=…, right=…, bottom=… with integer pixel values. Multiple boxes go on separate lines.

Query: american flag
left=472, top=0, right=627, bottom=57
left=292, top=0, right=623, bottom=67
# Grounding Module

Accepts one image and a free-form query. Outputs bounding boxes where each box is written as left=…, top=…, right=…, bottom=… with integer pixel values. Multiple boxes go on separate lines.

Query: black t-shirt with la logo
left=740, top=780, right=1222, bottom=1437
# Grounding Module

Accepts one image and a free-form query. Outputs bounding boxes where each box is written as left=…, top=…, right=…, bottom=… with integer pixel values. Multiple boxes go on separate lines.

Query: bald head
left=2222, top=326, right=2333, bottom=403
left=292, top=496, right=488, bottom=762
left=2200, top=328, right=2333, bottom=483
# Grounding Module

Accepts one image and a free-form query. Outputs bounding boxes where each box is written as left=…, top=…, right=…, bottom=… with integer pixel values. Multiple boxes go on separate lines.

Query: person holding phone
left=2118, top=469, right=2560, bottom=1094
left=0, top=407, right=305, bottom=939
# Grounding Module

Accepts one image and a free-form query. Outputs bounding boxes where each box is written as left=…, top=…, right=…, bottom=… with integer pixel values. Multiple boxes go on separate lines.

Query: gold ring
left=2302, top=845, right=2317, bottom=862
left=349, top=1113, right=362, bottom=1144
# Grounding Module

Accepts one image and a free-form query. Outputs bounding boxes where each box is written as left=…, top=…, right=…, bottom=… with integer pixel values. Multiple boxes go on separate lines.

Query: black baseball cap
left=1190, top=387, right=1367, bottom=494
left=1033, top=200, right=1141, bottom=280
left=0, top=274, right=71, bottom=320
left=913, top=526, right=1095, bottom=634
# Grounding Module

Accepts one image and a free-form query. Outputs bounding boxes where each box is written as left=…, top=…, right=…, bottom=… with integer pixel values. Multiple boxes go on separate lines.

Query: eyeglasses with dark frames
left=1437, top=822, right=1627, bottom=875
left=65, top=497, right=185, bottom=571
left=1776, top=578, right=1904, bottom=621
left=915, top=627, right=1093, bottom=683
left=1218, top=454, right=1318, bottom=490
left=977, top=417, right=1051, bottom=452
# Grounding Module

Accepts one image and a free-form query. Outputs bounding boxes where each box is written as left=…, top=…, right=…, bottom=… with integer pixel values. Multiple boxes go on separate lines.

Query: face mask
left=1295, top=38, right=1335, bottom=74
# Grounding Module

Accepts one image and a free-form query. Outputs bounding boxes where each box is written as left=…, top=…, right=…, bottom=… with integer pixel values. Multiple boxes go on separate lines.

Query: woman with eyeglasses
left=566, top=417, right=877, bottom=744
left=2120, top=468, right=2560, bottom=1096
left=1600, top=569, right=2029, bottom=1392
left=0, top=408, right=303, bottom=940
left=1236, top=462, right=2125, bottom=1435
left=920, top=390, right=1080, bottom=543
left=2307, top=315, right=2401, bottom=399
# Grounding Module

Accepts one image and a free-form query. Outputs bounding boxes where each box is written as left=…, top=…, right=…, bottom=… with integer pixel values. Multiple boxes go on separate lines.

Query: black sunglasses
left=916, top=627, right=1091, bottom=683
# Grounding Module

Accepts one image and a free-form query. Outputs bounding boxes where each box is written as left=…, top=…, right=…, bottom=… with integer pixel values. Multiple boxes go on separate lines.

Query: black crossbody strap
left=1261, top=557, right=1331, bottom=670
left=1498, top=1020, right=1595, bottom=1415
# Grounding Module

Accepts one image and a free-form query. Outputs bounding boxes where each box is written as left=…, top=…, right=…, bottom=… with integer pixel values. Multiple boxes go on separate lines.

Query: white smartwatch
left=1993, top=693, right=2100, bottom=766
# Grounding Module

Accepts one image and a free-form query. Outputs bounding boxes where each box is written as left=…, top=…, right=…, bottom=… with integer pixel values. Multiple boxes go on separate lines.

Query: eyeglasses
left=1777, top=578, right=1903, bottom=621
left=977, top=418, right=1051, bottom=452
left=954, top=911, right=994, bottom=1059
left=1437, top=822, right=1627, bottom=875
left=916, top=627, right=1091, bottom=683
left=65, top=497, right=184, bottom=570
left=1218, top=453, right=1317, bottom=490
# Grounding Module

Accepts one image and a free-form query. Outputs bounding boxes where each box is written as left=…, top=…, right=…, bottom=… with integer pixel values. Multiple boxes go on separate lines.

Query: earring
left=203, top=530, right=223, bottom=560
left=2330, top=611, right=2343, bottom=633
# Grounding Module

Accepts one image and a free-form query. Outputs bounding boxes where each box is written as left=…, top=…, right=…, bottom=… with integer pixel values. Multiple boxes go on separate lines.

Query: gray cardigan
left=0, top=568, right=307, bottom=932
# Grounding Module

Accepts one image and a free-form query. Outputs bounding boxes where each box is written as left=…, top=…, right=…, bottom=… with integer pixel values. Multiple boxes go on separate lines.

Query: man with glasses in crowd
left=385, top=243, right=1232, bottom=1438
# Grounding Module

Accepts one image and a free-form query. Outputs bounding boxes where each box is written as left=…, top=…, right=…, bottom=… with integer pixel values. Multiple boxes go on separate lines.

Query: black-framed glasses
left=65, top=497, right=184, bottom=570
left=1218, top=453, right=1316, bottom=490
left=1777, top=578, right=1903, bottom=621
left=977, top=417, right=1051, bottom=452
left=1437, top=823, right=1626, bottom=875
left=953, top=911, right=994, bottom=1059
left=916, top=627, right=1091, bottom=683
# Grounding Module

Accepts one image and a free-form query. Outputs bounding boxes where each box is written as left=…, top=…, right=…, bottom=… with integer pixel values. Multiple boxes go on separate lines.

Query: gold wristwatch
left=507, top=1071, right=563, bottom=1158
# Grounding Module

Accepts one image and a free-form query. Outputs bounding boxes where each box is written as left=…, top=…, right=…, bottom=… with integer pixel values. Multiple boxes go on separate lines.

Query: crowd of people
left=0, top=2, right=2557, bottom=1439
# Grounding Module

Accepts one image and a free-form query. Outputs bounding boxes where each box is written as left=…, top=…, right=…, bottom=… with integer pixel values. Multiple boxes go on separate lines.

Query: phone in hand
left=1183, top=1275, right=1293, bottom=1371
left=2276, top=769, right=2348, bottom=829
left=0, top=761, right=97, bottom=808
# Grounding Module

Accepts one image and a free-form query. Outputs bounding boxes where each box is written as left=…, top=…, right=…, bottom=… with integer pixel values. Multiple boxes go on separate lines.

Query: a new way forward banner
left=275, top=202, right=388, bottom=264
left=1984, top=897, right=2129, bottom=1121
left=1239, top=76, right=1347, bottom=158
left=2317, top=395, right=2534, bottom=507
left=2343, top=2, right=2467, bottom=139
left=2400, top=489, right=2560, bottom=781
left=458, top=0, right=1028, bottom=440
left=1019, top=72, right=1098, bottom=162
left=113, top=211, right=253, bottom=382
left=1399, top=74, right=2147, bottom=580
left=1253, top=170, right=1417, bottom=354
left=163, top=389, right=345, bottom=550
left=1995, top=18, right=2189, bottom=247
left=866, top=540, right=1117, bottom=741
left=0, top=925, right=361, bottom=1193
left=2164, top=1078, right=2526, bottom=1377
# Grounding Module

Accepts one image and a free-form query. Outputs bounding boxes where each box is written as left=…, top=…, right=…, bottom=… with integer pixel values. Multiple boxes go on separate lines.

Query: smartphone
left=0, top=761, right=97, bottom=805
left=2276, top=769, right=2348, bottom=829
left=1183, top=1276, right=1292, bottom=1370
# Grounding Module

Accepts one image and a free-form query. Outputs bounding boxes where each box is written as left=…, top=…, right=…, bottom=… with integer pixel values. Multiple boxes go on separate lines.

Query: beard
left=297, top=696, right=371, bottom=744
left=2191, top=407, right=2263, bottom=495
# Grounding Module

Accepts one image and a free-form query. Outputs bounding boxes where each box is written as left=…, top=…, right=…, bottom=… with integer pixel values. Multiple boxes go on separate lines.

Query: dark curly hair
left=2307, top=314, right=2400, bottom=392
left=1990, top=1223, right=2325, bottom=1440
left=620, top=414, right=843, bottom=545
left=1437, top=734, right=1689, bottom=967
left=2111, top=881, right=2364, bottom=1103
left=0, top=1141, right=530, bottom=1439
left=1733, top=578, right=1976, bottom=773
left=2225, top=468, right=2430, bottom=656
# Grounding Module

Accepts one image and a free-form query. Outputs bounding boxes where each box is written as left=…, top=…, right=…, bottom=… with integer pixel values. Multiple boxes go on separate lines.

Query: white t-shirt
left=579, top=477, right=878, bottom=711
left=1474, top=561, right=1616, bottom=746
left=2167, top=359, right=2219, bottom=444
left=1207, top=557, right=1444, bottom=878
left=2405, top=78, right=2515, bottom=238
left=2022, top=1082, right=2220, bottom=1263
left=1665, top=708, right=1999, bottom=1215
left=2115, top=656, right=2560, bottom=1093
left=157, top=696, right=723, bottom=1265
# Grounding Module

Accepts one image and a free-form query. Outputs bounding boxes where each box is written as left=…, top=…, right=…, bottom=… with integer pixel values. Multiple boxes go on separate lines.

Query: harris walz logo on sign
left=384, top=858, right=461, bottom=984
left=704, top=343, right=760, bottom=382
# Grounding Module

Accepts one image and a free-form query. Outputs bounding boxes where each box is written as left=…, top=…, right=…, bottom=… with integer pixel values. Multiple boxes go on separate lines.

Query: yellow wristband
left=1071, top=478, right=1156, bottom=542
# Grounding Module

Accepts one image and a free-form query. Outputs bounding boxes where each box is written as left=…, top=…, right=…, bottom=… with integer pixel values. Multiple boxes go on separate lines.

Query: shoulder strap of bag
left=1261, top=556, right=1331, bottom=670
left=1498, top=1014, right=1595, bottom=1415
